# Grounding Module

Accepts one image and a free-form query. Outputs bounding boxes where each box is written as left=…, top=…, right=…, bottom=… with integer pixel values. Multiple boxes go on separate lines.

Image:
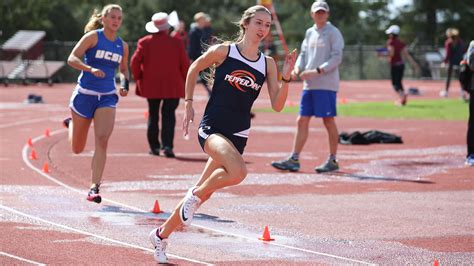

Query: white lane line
left=19, top=127, right=210, bottom=265
left=22, top=128, right=374, bottom=265
left=22, top=129, right=153, bottom=213
left=0, top=205, right=210, bottom=265
left=23, top=129, right=83, bottom=193
left=0, top=251, right=45, bottom=265
left=192, top=224, right=374, bottom=265
left=0, top=117, right=60, bottom=129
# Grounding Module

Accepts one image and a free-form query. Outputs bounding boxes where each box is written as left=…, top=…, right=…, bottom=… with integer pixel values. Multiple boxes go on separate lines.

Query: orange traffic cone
left=44, top=128, right=50, bottom=137
left=433, top=259, right=439, bottom=266
left=340, top=98, right=348, bottom=104
left=42, top=162, right=49, bottom=173
left=27, top=138, right=33, bottom=147
left=258, top=226, right=275, bottom=241
left=29, top=149, right=38, bottom=160
left=151, top=200, right=163, bottom=213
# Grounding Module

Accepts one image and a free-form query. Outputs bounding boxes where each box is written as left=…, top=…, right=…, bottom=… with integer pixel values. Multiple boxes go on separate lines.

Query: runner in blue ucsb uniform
left=66, top=4, right=129, bottom=203
left=147, top=5, right=297, bottom=263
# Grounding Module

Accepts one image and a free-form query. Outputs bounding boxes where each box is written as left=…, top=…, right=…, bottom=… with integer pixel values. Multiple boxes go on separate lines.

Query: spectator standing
left=202, top=13, right=214, bottom=46
left=464, top=40, right=474, bottom=166
left=130, top=12, right=190, bottom=157
left=271, top=0, right=344, bottom=173
left=188, top=12, right=213, bottom=96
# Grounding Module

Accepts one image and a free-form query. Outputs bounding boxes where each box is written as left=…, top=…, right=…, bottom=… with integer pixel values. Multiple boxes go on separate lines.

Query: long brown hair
left=203, top=5, right=272, bottom=87
left=84, top=4, right=122, bottom=33
left=235, top=5, right=271, bottom=42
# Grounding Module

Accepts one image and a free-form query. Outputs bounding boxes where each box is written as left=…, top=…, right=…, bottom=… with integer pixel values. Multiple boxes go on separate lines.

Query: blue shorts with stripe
left=299, top=89, right=337, bottom=118
left=69, top=88, right=118, bottom=119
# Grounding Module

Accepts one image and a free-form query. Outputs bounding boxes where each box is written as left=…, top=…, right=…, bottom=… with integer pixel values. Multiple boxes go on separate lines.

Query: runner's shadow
left=194, top=213, right=234, bottom=224
left=331, top=171, right=435, bottom=184
left=136, top=216, right=170, bottom=226
left=99, top=205, right=233, bottom=223
left=100, top=205, right=175, bottom=225
left=100, top=205, right=147, bottom=215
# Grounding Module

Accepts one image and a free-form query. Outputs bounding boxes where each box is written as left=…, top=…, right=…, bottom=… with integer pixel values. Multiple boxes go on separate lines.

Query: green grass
left=257, top=99, right=469, bottom=120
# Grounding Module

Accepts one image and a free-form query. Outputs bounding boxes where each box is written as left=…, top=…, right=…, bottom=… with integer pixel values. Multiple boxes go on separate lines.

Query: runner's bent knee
left=71, top=141, right=86, bottom=154
left=231, top=167, right=247, bottom=185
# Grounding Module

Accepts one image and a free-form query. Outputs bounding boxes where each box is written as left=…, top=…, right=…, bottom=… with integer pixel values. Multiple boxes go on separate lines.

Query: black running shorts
left=197, top=125, right=247, bottom=155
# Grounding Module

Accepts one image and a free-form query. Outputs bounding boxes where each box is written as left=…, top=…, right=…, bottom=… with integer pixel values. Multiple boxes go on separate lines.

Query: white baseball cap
left=311, top=1, right=330, bottom=13
left=145, top=12, right=171, bottom=33
left=385, top=25, right=400, bottom=35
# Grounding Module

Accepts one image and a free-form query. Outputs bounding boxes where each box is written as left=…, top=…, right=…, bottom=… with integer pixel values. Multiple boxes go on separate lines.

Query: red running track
left=0, top=80, right=472, bottom=265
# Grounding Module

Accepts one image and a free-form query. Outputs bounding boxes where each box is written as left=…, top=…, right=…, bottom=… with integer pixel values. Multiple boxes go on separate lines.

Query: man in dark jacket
left=188, top=12, right=212, bottom=96
left=131, top=12, right=190, bottom=157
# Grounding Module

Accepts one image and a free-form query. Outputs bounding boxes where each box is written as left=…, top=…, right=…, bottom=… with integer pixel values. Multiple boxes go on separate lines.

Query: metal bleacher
left=1, top=30, right=64, bottom=86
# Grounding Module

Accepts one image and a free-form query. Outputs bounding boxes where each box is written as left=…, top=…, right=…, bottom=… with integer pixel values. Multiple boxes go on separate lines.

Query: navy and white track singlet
left=78, top=29, right=123, bottom=93
left=200, top=43, right=267, bottom=138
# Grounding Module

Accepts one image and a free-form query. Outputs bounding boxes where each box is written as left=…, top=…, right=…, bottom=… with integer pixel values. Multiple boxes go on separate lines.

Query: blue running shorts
left=299, top=89, right=337, bottom=118
left=69, top=88, right=118, bottom=119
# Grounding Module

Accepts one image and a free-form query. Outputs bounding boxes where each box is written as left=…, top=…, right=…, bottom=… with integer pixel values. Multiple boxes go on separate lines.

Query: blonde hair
left=203, top=5, right=272, bottom=87
left=84, top=4, right=122, bottom=33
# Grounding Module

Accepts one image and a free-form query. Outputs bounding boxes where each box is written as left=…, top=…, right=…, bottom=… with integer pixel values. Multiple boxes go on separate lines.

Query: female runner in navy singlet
left=148, top=5, right=297, bottom=263
left=66, top=4, right=130, bottom=203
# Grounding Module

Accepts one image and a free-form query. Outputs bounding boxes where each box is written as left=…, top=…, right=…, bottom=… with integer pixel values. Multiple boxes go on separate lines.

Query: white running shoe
left=179, top=190, right=202, bottom=226
left=439, top=90, right=448, bottom=97
left=465, top=154, right=474, bottom=166
left=148, top=228, right=168, bottom=264
left=186, top=186, right=198, bottom=198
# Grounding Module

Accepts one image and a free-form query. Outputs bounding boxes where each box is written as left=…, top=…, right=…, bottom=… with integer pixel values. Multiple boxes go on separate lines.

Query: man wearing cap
left=384, top=24, right=418, bottom=106
left=188, top=12, right=213, bottom=96
left=271, top=0, right=344, bottom=173
left=131, top=12, right=190, bottom=157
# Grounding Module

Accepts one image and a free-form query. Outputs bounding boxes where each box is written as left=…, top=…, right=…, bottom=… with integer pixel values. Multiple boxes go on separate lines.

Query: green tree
left=3, top=0, right=470, bottom=49
left=1, top=0, right=79, bottom=41
left=398, top=0, right=474, bottom=46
